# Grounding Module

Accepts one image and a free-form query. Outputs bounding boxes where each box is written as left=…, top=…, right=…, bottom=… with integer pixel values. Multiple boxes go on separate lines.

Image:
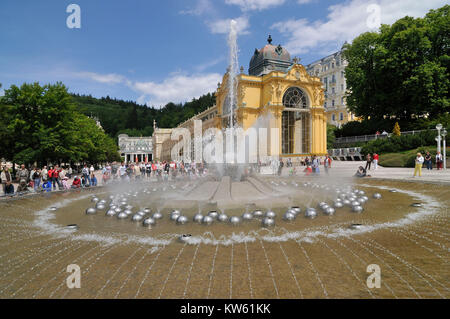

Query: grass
left=379, top=146, right=449, bottom=168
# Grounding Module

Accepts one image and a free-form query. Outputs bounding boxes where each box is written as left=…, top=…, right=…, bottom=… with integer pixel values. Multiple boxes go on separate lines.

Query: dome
left=249, top=35, right=293, bottom=76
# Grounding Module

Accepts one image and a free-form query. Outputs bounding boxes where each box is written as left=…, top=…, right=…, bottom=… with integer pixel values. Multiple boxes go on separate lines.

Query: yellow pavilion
left=154, top=36, right=327, bottom=161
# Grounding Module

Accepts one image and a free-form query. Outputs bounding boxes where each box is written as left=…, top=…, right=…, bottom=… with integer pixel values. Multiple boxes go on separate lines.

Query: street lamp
left=442, top=129, right=447, bottom=170
left=436, top=124, right=443, bottom=154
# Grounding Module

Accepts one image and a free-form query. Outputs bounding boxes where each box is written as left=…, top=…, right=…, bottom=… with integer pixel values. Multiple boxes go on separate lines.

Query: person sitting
left=4, top=180, right=14, bottom=196
left=90, top=173, right=98, bottom=187
left=42, top=180, right=52, bottom=192
left=354, top=166, right=367, bottom=178
left=72, top=176, right=81, bottom=188
left=16, top=179, right=30, bottom=193
left=61, top=177, right=71, bottom=190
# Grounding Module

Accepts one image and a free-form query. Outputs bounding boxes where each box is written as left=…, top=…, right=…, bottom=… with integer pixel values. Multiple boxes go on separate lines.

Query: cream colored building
left=305, top=45, right=355, bottom=127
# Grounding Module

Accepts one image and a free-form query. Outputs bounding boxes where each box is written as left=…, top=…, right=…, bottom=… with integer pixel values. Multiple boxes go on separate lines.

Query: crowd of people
left=266, top=156, right=333, bottom=177
left=0, top=160, right=211, bottom=197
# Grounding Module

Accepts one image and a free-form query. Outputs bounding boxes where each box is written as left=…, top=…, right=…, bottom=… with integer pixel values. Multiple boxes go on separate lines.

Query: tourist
left=354, top=166, right=367, bottom=178
left=373, top=153, right=379, bottom=170
left=81, top=175, right=89, bottom=187
left=365, top=154, right=372, bottom=171
left=32, top=168, right=42, bottom=192
left=287, top=158, right=292, bottom=168
left=16, top=164, right=29, bottom=183
left=16, top=179, right=29, bottom=194
left=29, top=166, right=36, bottom=184
left=51, top=165, right=62, bottom=190
left=90, top=164, right=95, bottom=177
left=42, top=166, right=48, bottom=185
left=1, top=166, right=12, bottom=194
left=119, top=162, right=127, bottom=180
left=436, top=151, right=443, bottom=170
left=71, top=176, right=81, bottom=188
left=61, top=176, right=71, bottom=190
left=102, top=165, right=110, bottom=184
left=90, top=172, right=98, bottom=186
left=278, top=159, right=284, bottom=176
left=59, top=167, right=66, bottom=180
left=304, top=157, right=311, bottom=166
left=304, top=164, right=312, bottom=176
left=413, top=153, right=424, bottom=177
left=324, top=155, right=332, bottom=174
left=82, top=164, right=90, bottom=186
left=424, top=152, right=432, bottom=170
left=67, top=166, right=73, bottom=179
left=312, top=156, right=320, bottom=174
left=134, top=162, right=141, bottom=180
left=4, top=180, right=14, bottom=196
left=126, top=164, right=133, bottom=180
left=42, top=179, right=52, bottom=192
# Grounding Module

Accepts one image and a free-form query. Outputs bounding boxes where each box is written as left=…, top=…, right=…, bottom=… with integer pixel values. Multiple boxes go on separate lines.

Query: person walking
left=424, top=152, right=432, bottom=170
left=67, top=166, right=73, bottom=179
left=373, top=153, right=379, bottom=170
left=1, top=166, right=12, bottom=194
left=365, top=154, right=372, bottom=171
left=436, top=151, right=443, bottom=170
left=413, top=153, right=424, bottom=177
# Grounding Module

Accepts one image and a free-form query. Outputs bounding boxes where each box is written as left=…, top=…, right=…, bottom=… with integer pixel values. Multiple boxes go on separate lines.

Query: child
left=62, top=177, right=71, bottom=190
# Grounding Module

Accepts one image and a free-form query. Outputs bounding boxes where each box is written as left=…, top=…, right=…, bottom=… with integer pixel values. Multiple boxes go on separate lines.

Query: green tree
left=1, top=82, right=121, bottom=166
left=344, top=5, right=449, bottom=120
left=327, top=125, right=336, bottom=150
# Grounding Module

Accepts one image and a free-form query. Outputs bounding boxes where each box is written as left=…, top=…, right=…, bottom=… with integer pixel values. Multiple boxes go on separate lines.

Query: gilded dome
left=249, top=35, right=293, bottom=76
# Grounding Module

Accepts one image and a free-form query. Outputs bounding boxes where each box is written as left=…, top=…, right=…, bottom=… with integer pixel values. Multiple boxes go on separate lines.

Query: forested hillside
left=71, top=92, right=216, bottom=139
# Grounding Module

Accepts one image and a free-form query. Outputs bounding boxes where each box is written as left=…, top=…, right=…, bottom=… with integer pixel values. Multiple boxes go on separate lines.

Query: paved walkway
left=278, top=161, right=450, bottom=185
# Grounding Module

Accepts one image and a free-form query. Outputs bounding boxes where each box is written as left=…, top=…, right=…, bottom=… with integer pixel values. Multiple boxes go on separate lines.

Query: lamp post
left=436, top=124, right=443, bottom=154
left=442, top=129, right=447, bottom=170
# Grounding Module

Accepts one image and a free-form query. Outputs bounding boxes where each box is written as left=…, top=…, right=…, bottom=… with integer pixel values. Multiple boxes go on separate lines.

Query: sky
left=0, top=0, right=446, bottom=107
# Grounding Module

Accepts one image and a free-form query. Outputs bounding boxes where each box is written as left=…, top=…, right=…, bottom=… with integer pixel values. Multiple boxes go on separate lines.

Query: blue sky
left=0, top=0, right=446, bottom=107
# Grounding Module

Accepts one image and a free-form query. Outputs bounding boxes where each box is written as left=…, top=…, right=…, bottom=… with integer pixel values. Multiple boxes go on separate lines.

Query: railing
left=328, top=147, right=362, bottom=158
left=334, top=129, right=437, bottom=145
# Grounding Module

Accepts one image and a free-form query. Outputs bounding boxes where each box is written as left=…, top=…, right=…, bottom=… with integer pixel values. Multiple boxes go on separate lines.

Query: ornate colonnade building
left=152, top=36, right=327, bottom=162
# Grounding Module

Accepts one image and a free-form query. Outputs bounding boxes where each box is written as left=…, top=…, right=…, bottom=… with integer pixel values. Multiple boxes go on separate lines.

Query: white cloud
left=75, top=72, right=125, bottom=84
left=208, top=16, right=250, bottom=35
left=180, top=0, right=214, bottom=16
left=75, top=70, right=221, bottom=107
left=132, top=72, right=222, bottom=107
left=272, top=0, right=447, bottom=55
left=297, top=0, right=313, bottom=4
left=225, top=0, right=285, bottom=11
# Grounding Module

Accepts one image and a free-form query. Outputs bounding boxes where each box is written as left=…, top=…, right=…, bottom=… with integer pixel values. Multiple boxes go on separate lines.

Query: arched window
left=281, top=87, right=310, bottom=154
left=282, top=87, right=308, bottom=109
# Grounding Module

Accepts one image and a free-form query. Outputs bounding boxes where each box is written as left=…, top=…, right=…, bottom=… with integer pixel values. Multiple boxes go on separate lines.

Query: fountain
left=0, top=20, right=448, bottom=300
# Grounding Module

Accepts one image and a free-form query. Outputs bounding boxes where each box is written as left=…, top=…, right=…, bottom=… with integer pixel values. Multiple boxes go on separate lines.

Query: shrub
left=361, top=130, right=439, bottom=155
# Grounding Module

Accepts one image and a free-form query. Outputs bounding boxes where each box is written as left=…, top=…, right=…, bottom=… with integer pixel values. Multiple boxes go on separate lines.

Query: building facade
left=305, top=46, right=355, bottom=127
left=153, top=36, right=327, bottom=161
left=118, top=134, right=153, bottom=164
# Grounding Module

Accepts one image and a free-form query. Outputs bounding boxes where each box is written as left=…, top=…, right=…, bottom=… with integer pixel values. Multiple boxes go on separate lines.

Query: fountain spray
left=227, top=19, right=239, bottom=129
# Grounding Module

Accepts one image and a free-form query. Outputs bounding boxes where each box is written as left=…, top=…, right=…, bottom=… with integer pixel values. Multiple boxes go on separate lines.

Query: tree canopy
left=0, top=82, right=121, bottom=166
left=343, top=5, right=449, bottom=121
left=71, top=92, right=216, bottom=139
